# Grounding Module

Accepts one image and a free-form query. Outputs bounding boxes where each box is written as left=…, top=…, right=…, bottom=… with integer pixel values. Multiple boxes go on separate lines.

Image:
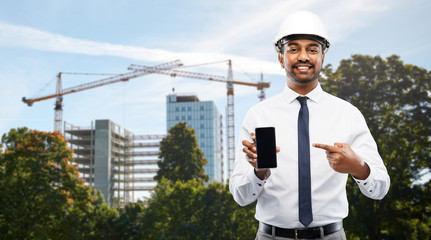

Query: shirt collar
left=283, top=82, right=324, bottom=104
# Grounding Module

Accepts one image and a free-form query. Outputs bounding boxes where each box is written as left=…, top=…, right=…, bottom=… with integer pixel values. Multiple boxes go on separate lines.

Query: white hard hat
left=274, top=11, right=331, bottom=53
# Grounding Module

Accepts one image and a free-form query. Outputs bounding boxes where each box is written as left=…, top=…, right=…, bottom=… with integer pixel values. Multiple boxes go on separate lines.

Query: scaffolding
left=64, top=120, right=164, bottom=207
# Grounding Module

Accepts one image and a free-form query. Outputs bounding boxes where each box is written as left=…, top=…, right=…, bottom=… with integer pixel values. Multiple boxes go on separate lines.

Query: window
left=181, top=116, right=186, bottom=120
left=187, top=115, right=192, bottom=120
left=200, top=115, right=204, bottom=120
left=175, top=116, right=179, bottom=121
left=200, top=124, right=204, bottom=129
left=200, top=106, right=204, bottom=110
left=175, top=107, right=179, bottom=112
left=181, top=107, right=185, bottom=111
left=187, top=106, right=192, bottom=111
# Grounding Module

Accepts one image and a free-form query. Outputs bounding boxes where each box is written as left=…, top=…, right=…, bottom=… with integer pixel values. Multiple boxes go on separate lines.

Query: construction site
left=22, top=59, right=270, bottom=207
left=63, top=120, right=163, bottom=207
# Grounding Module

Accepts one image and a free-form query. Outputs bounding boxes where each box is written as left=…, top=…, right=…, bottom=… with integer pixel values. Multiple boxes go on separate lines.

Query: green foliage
left=113, top=202, right=147, bottom=239
left=0, top=126, right=257, bottom=239
left=0, top=128, right=119, bottom=240
left=155, top=122, right=209, bottom=183
left=139, top=178, right=257, bottom=240
left=321, top=54, right=431, bottom=239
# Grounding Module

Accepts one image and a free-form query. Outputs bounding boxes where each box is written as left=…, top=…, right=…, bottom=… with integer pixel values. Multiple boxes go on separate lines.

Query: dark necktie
left=297, top=96, right=313, bottom=227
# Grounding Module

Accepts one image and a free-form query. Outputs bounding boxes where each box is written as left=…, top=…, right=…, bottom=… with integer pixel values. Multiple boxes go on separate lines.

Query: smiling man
left=229, top=11, right=390, bottom=239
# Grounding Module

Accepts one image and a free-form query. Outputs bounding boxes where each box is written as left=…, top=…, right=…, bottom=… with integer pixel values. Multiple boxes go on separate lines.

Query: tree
left=62, top=189, right=120, bottom=240
left=141, top=121, right=259, bottom=239
left=155, top=122, right=209, bottom=183
left=113, top=202, right=147, bottom=240
left=139, top=178, right=257, bottom=239
left=321, top=54, right=431, bottom=239
left=0, top=128, right=118, bottom=239
left=195, top=181, right=258, bottom=239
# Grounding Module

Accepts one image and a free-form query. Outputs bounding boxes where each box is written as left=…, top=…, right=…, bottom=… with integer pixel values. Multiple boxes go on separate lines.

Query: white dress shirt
left=229, top=83, right=390, bottom=228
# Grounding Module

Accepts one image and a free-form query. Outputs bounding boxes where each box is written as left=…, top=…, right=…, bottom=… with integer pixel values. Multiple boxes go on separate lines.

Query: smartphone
left=255, top=127, right=277, bottom=169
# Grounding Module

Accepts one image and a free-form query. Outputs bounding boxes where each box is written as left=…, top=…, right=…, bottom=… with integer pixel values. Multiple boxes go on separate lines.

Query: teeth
left=297, top=66, right=309, bottom=70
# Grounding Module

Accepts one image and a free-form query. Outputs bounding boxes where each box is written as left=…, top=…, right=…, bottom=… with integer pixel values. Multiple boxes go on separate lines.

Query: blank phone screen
left=255, top=127, right=277, bottom=169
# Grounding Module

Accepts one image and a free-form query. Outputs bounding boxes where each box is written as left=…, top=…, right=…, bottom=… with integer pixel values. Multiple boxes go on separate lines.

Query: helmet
left=274, top=11, right=331, bottom=53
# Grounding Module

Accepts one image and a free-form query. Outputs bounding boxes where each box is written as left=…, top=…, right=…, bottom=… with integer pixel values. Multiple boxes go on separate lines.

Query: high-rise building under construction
left=166, top=94, right=223, bottom=183
left=64, top=120, right=163, bottom=207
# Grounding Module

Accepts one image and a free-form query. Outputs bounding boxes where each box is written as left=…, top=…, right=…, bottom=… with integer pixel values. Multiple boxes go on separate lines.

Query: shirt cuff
left=352, top=167, right=375, bottom=194
left=246, top=168, right=270, bottom=197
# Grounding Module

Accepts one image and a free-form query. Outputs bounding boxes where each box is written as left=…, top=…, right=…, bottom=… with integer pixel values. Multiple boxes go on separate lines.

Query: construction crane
left=22, top=60, right=183, bottom=132
left=127, top=60, right=270, bottom=179
left=23, top=59, right=270, bottom=179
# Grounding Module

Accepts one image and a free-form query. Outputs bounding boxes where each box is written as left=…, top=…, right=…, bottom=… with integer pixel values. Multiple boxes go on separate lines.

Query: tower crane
left=127, top=60, right=270, bottom=179
left=22, top=60, right=183, bottom=132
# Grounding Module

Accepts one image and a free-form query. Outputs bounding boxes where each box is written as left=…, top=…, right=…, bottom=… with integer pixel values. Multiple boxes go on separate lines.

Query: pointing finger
left=312, top=143, right=343, bottom=153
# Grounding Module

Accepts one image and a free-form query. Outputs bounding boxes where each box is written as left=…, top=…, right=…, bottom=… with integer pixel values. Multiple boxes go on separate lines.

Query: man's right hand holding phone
left=242, top=132, right=280, bottom=180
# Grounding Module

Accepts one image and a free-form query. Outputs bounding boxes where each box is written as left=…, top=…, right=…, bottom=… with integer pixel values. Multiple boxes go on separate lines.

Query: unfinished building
left=64, top=119, right=164, bottom=207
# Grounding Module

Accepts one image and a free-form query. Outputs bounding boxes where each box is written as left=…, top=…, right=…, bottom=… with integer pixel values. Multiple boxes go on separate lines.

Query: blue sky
left=1, top=0, right=430, bottom=143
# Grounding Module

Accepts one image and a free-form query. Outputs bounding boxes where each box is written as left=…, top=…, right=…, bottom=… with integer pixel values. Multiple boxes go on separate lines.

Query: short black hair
left=276, top=34, right=329, bottom=53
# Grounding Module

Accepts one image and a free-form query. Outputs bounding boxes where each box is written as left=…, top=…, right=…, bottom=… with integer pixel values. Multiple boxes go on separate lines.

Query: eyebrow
left=287, top=42, right=320, bottom=48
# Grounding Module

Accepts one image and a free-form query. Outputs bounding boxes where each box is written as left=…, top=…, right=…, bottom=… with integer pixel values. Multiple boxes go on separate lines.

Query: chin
left=294, top=77, right=317, bottom=84
left=286, top=70, right=319, bottom=84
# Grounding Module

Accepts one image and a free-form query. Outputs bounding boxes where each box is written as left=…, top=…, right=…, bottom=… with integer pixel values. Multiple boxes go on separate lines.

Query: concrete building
left=166, top=94, right=224, bottom=183
left=64, top=120, right=163, bottom=207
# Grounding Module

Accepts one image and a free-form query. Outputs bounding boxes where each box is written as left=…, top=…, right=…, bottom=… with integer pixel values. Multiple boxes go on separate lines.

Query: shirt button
left=258, top=183, right=262, bottom=187
left=369, top=190, right=372, bottom=192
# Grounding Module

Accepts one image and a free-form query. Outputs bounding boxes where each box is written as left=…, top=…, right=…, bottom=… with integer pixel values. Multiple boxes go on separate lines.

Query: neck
left=287, top=79, right=318, bottom=95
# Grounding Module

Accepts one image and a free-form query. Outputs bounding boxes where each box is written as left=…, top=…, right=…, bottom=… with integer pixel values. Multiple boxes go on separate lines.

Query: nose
left=297, top=49, right=309, bottom=62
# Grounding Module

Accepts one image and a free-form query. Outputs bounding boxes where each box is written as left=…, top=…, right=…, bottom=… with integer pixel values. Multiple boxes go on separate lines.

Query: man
left=229, top=11, right=390, bottom=239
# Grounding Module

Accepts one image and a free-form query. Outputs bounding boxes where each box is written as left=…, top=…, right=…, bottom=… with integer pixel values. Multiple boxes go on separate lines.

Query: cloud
left=0, top=22, right=282, bottom=76
left=0, top=0, right=403, bottom=77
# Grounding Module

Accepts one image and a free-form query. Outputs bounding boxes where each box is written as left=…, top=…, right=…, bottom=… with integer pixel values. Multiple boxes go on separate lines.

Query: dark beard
left=285, top=66, right=320, bottom=84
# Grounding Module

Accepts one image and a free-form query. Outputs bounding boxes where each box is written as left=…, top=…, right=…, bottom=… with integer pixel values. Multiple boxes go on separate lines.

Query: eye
left=309, top=48, right=320, bottom=54
left=287, top=48, right=298, bottom=53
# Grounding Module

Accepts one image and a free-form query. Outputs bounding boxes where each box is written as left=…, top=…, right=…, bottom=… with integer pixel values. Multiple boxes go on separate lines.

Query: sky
left=0, top=0, right=430, bottom=181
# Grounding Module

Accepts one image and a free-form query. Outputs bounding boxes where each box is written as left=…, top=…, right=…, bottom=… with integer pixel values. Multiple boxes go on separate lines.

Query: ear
left=278, top=53, right=284, bottom=69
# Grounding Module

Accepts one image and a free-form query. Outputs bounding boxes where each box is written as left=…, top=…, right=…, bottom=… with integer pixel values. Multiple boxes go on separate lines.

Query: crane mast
left=54, top=73, right=63, bottom=132
left=258, top=72, right=266, bottom=101
left=226, top=60, right=235, bottom=178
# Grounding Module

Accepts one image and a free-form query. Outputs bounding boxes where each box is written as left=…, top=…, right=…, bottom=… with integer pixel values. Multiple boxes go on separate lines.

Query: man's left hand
left=312, top=142, right=370, bottom=180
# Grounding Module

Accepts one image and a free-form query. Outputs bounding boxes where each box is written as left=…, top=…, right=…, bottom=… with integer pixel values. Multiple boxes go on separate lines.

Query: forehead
left=287, top=39, right=321, bottom=47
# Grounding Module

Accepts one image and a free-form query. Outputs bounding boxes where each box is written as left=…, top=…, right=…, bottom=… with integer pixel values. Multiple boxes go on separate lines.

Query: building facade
left=64, top=120, right=163, bottom=207
left=166, top=94, right=223, bottom=183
